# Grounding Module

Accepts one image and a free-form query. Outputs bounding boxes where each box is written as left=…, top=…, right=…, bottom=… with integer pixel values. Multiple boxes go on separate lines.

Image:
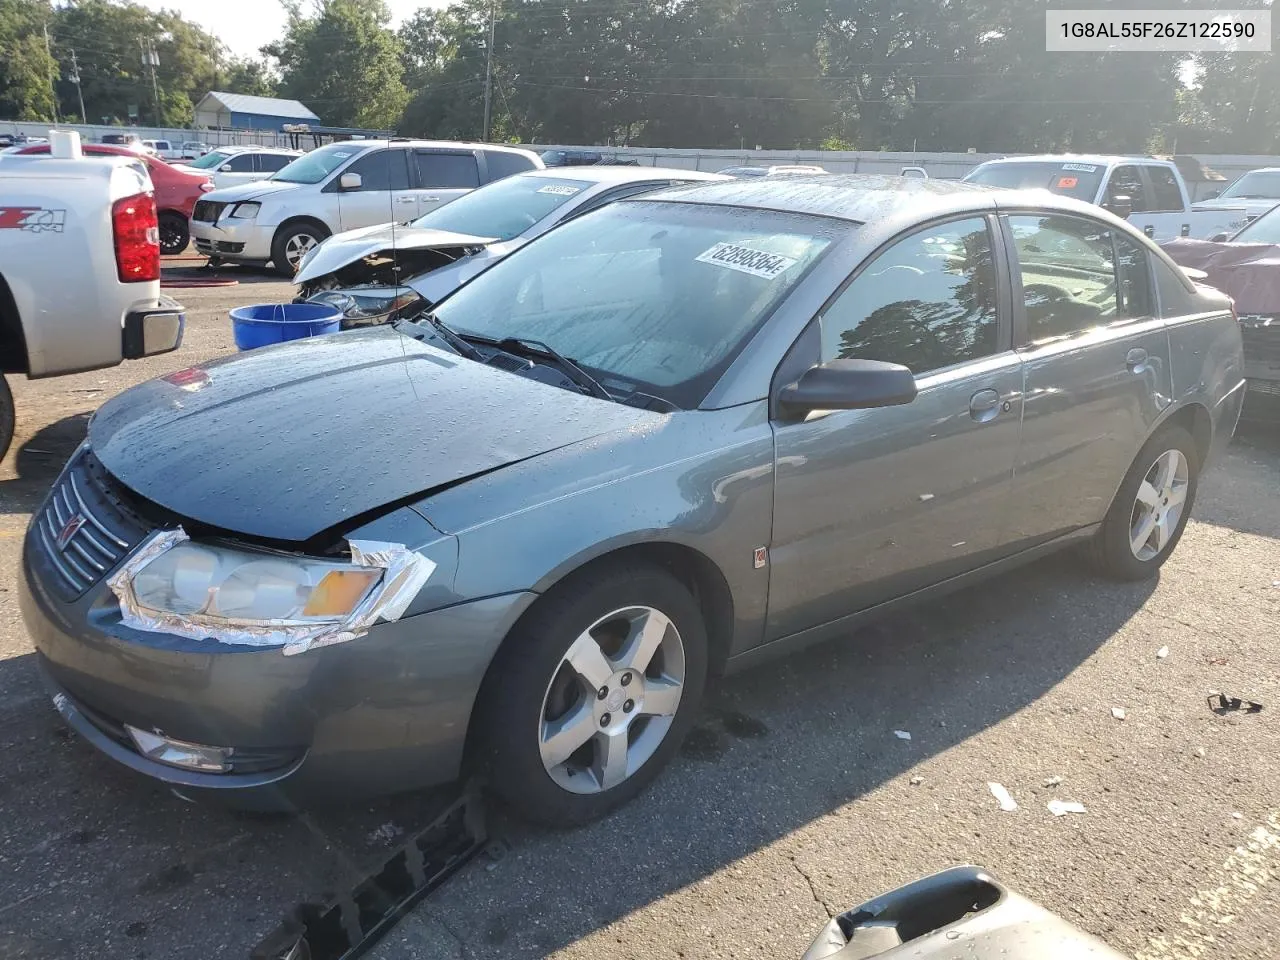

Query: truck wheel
left=158, top=212, right=189, bottom=255
left=0, top=375, right=14, bottom=461
left=271, top=222, right=329, bottom=276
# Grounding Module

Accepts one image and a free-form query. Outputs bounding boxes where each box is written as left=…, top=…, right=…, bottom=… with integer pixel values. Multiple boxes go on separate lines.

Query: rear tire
left=158, top=212, right=189, bottom=255
left=0, top=374, right=13, bottom=460
left=271, top=222, right=329, bottom=276
left=1090, top=424, right=1199, bottom=581
left=473, top=561, right=708, bottom=827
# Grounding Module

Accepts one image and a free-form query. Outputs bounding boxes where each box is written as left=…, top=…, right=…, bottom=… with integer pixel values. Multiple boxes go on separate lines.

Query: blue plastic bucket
left=229, top=303, right=342, bottom=351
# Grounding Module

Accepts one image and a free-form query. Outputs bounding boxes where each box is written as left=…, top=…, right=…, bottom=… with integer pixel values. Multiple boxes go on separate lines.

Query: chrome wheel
left=538, top=605, right=686, bottom=795
left=1128, top=448, right=1189, bottom=561
left=284, top=232, right=318, bottom=269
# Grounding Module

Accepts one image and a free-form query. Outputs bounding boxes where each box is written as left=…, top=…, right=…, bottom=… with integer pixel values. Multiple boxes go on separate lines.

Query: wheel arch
left=1152, top=400, right=1212, bottom=468
left=0, top=272, right=30, bottom=374
left=273, top=215, right=331, bottom=244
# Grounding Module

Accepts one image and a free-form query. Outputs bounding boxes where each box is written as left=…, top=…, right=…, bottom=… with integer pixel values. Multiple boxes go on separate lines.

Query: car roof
left=639, top=173, right=997, bottom=223
left=212, top=145, right=296, bottom=154
left=350, top=139, right=539, bottom=156
left=515, top=165, right=725, bottom=185
left=976, top=154, right=1175, bottom=168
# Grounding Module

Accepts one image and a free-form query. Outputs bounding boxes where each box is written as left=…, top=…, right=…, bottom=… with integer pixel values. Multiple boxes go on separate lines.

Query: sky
left=134, top=0, right=449, bottom=59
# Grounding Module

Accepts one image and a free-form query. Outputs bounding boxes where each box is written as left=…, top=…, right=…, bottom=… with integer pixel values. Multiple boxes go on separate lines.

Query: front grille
left=1240, top=315, right=1280, bottom=367
left=192, top=200, right=225, bottom=223
left=32, top=450, right=152, bottom=601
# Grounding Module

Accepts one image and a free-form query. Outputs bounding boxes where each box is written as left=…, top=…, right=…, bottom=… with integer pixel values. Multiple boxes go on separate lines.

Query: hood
left=1159, top=237, right=1280, bottom=313
left=294, top=223, right=496, bottom=286
left=200, top=179, right=301, bottom=204
left=88, top=326, right=658, bottom=543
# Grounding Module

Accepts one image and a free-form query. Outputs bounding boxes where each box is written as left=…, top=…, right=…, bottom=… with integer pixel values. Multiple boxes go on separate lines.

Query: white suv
left=177, top=145, right=302, bottom=189
left=189, top=140, right=543, bottom=274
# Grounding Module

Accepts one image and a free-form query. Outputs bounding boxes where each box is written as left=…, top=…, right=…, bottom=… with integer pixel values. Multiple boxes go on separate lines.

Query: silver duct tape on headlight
left=106, top=527, right=437, bottom=656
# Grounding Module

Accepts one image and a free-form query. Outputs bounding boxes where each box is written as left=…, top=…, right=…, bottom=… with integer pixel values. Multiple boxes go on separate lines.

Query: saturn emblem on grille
left=55, top=514, right=87, bottom=552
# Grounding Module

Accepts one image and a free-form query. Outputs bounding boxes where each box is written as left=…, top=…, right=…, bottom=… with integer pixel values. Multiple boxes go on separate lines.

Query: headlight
left=306, top=287, right=425, bottom=325
left=132, top=541, right=380, bottom=624
left=107, top=529, right=439, bottom=656
left=228, top=202, right=260, bottom=219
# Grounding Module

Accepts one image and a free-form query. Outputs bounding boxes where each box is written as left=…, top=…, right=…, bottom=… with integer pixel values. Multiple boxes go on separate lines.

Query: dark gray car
left=20, top=177, right=1246, bottom=826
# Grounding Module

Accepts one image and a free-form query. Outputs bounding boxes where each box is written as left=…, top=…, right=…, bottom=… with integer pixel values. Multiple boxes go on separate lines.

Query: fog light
left=126, top=725, right=233, bottom=772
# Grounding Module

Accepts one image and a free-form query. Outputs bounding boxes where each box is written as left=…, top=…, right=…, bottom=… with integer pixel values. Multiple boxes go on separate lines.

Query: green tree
left=267, top=0, right=408, bottom=129
left=0, top=0, right=57, bottom=120
left=221, top=57, right=278, bottom=98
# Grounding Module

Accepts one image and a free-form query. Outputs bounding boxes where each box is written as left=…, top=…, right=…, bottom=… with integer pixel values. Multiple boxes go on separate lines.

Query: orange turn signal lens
left=302, top=570, right=379, bottom=617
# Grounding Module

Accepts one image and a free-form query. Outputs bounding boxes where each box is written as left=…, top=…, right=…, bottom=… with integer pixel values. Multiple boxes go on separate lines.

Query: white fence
left=6, top=118, right=1280, bottom=181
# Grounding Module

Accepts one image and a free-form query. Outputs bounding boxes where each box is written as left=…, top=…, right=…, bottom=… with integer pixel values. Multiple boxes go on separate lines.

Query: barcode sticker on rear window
left=695, top=242, right=798, bottom=280
left=537, top=184, right=581, bottom=196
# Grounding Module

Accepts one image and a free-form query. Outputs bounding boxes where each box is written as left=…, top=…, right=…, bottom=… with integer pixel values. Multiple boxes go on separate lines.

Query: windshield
left=965, top=161, right=1105, bottom=201
left=411, top=175, right=593, bottom=241
left=273, top=143, right=367, bottom=184
left=1229, top=205, right=1280, bottom=243
left=187, top=149, right=234, bottom=170
left=431, top=201, right=839, bottom=408
left=1220, top=170, right=1280, bottom=200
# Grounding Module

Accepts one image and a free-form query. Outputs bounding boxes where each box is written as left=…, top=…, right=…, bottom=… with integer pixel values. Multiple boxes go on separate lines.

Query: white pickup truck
left=963, top=154, right=1249, bottom=240
left=0, top=132, right=184, bottom=458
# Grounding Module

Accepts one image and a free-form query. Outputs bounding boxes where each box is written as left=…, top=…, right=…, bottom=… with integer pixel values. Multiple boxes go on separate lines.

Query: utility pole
left=141, top=39, right=162, bottom=128
left=70, top=49, right=86, bottom=124
left=482, top=0, right=496, bottom=142
left=43, top=24, right=60, bottom=123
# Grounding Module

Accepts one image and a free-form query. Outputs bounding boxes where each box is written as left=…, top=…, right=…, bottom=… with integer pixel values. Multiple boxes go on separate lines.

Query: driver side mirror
left=1103, top=193, right=1133, bottom=219
left=779, top=359, right=918, bottom=415
left=219, top=164, right=232, bottom=172
left=1209, top=231, right=1230, bottom=242
left=338, top=172, right=363, bottom=191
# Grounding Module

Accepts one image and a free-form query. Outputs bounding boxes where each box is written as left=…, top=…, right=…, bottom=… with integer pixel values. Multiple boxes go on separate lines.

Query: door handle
left=421, top=196, right=440, bottom=202
left=395, top=196, right=417, bottom=203
left=1125, top=347, right=1149, bottom=372
left=968, top=388, right=1001, bottom=423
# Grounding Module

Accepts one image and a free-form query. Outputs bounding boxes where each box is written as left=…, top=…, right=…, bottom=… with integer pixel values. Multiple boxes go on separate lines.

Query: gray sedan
left=20, top=176, right=1245, bottom=826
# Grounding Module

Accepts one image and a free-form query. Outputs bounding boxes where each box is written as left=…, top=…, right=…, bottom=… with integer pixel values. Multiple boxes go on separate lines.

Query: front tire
left=1090, top=424, right=1199, bottom=581
left=474, top=561, right=708, bottom=827
left=271, top=222, right=329, bottom=276
left=158, top=212, right=189, bottom=255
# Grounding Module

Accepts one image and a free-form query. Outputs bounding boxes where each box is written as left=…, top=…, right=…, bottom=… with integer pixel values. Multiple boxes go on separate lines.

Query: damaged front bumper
left=18, top=448, right=538, bottom=807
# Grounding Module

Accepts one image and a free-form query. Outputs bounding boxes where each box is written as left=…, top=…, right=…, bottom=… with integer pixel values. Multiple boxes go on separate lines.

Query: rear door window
left=1147, top=166, right=1184, bottom=212
left=256, top=153, right=292, bottom=173
left=415, top=151, right=480, bottom=188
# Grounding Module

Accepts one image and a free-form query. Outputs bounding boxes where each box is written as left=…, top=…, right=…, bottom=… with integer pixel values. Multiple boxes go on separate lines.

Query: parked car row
left=19, top=168, right=1245, bottom=826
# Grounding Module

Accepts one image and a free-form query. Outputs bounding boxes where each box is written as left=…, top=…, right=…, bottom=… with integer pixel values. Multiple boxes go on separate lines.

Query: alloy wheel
left=285, top=232, right=318, bottom=269
left=1128, top=448, right=1189, bottom=561
left=538, top=605, right=686, bottom=795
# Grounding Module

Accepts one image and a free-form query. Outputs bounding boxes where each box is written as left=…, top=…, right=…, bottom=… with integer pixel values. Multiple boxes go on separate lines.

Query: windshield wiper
left=401, top=311, right=486, bottom=362
left=496, top=337, right=613, bottom=401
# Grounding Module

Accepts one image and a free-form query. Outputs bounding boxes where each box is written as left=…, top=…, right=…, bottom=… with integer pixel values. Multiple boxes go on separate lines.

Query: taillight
left=112, top=192, right=160, bottom=282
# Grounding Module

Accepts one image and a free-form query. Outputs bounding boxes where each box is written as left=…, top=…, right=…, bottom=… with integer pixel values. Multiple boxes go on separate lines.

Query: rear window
left=412, top=175, right=592, bottom=240
left=414, top=151, right=480, bottom=189
left=483, top=149, right=538, bottom=182
left=965, top=161, right=1105, bottom=202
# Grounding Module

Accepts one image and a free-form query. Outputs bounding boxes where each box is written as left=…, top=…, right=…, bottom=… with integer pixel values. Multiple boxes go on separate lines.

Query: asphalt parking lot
left=0, top=261, right=1276, bottom=960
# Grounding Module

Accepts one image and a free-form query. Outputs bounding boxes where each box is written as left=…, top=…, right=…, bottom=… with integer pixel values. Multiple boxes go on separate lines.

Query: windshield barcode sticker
left=696, top=242, right=798, bottom=279
left=1061, top=162, right=1098, bottom=172
left=537, top=184, right=581, bottom=196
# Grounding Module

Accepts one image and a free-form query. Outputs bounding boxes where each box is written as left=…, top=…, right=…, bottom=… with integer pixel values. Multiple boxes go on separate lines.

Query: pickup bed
left=0, top=139, right=184, bottom=457
left=964, top=154, right=1248, bottom=241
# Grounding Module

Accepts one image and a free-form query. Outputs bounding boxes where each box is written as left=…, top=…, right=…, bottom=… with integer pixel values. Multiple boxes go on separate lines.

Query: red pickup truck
left=15, top=142, right=214, bottom=254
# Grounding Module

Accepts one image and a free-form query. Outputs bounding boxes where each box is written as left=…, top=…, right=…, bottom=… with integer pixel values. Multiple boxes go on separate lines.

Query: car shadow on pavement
left=0, top=412, right=88, bottom=516
left=0, top=550, right=1156, bottom=959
